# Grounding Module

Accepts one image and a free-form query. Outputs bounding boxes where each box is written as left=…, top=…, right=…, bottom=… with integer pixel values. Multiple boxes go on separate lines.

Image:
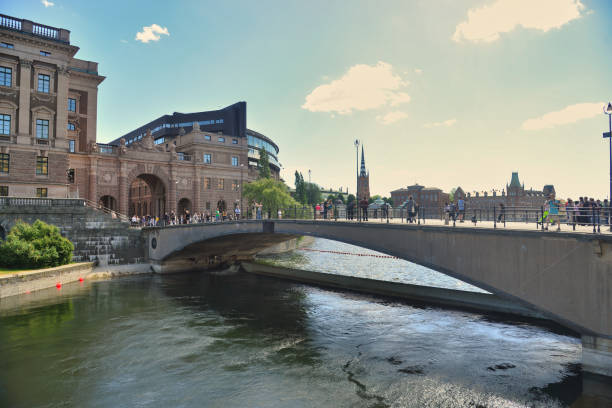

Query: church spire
left=360, top=145, right=367, bottom=177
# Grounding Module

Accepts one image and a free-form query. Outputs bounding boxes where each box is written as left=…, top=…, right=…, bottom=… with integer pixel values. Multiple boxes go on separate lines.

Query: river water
left=0, top=238, right=609, bottom=407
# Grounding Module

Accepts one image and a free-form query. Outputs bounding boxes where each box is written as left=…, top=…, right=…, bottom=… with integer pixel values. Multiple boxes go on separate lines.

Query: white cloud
left=453, top=0, right=585, bottom=43
left=521, top=102, right=605, bottom=130
left=414, top=68, right=423, bottom=75
left=120, top=39, right=128, bottom=44
left=377, top=111, right=408, bottom=125
left=302, top=61, right=410, bottom=115
left=423, top=119, right=457, bottom=128
left=135, top=24, right=170, bottom=43
left=41, top=0, right=55, bottom=7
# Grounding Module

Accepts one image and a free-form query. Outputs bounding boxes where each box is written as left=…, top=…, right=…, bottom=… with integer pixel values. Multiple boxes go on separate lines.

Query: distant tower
left=357, top=145, right=370, bottom=201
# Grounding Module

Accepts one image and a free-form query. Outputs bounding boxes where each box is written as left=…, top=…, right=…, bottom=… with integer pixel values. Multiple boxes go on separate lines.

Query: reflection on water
left=0, top=269, right=606, bottom=407
left=257, top=238, right=489, bottom=293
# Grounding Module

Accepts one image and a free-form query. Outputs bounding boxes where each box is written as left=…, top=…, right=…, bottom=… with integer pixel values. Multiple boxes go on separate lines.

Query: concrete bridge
left=144, top=219, right=612, bottom=376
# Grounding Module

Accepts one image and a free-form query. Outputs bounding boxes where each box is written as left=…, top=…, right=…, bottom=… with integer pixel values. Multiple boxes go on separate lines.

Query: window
left=36, top=156, right=48, bottom=175
left=0, top=153, right=8, bottom=173
left=205, top=201, right=211, bottom=210
left=231, top=156, right=238, bottom=166
left=204, top=135, right=211, bottom=141
left=203, top=153, right=211, bottom=164
left=232, top=139, right=238, bottom=145
left=37, top=74, right=50, bottom=93
left=0, top=186, right=7, bottom=196
left=154, top=137, right=164, bottom=145
left=204, top=177, right=211, bottom=190
left=0, top=114, right=10, bottom=135
left=67, top=122, right=75, bottom=131
left=218, top=137, right=225, bottom=143
left=217, top=178, right=224, bottom=190
left=40, top=50, right=51, bottom=56
left=69, top=139, right=75, bottom=153
left=67, top=169, right=75, bottom=184
left=232, top=180, right=239, bottom=191
left=0, top=43, right=14, bottom=49
left=36, top=188, right=48, bottom=197
left=36, top=119, right=49, bottom=139
left=68, top=98, right=76, bottom=112
left=0, top=67, right=11, bottom=87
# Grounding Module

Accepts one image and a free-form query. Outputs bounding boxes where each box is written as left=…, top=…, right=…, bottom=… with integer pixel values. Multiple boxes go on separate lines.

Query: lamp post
left=604, top=102, right=612, bottom=228
left=354, top=139, right=360, bottom=222
left=240, top=163, right=244, bottom=219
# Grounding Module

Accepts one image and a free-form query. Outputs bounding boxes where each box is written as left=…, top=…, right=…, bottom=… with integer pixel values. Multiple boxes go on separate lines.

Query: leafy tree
left=326, top=194, right=336, bottom=202
left=449, top=187, right=457, bottom=203
left=304, top=182, right=323, bottom=205
left=347, top=194, right=356, bottom=205
left=383, top=197, right=394, bottom=206
left=294, top=171, right=307, bottom=204
left=336, top=194, right=345, bottom=204
left=0, top=220, right=73, bottom=269
left=244, top=178, right=298, bottom=212
left=258, top=149, right=271, bottom=179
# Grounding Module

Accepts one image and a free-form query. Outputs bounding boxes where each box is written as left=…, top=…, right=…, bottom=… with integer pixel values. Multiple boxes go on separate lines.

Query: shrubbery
left=0, top=220, right=73, bottom=269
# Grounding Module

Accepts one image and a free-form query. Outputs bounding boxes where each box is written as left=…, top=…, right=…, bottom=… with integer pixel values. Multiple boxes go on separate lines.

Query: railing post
left=493, top=206, right=497, bottom=229
left=593, top=206, right=596, bottom=234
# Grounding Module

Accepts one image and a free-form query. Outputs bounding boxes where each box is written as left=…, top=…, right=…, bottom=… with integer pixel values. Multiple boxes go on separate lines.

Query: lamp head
left=354, top=139, right=359, bottom=147
left=606, top=102, right=612, bottom=114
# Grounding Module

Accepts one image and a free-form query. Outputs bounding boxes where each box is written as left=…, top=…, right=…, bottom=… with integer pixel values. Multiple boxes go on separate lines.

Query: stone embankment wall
left=0, top=203, right=144, bottom=265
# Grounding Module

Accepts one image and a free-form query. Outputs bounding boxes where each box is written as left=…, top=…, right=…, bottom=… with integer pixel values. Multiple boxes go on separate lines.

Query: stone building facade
left=0, top=15, right=279, bottom=218
left=390, top=184, right=449, bottom=210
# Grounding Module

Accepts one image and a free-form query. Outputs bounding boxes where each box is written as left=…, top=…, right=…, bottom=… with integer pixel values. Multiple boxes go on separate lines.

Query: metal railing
left=81, top=198, right=130, bottom=223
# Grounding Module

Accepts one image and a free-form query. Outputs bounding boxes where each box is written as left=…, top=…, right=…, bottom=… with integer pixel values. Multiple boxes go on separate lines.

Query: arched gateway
left=129, top=174, right=166, bottom=218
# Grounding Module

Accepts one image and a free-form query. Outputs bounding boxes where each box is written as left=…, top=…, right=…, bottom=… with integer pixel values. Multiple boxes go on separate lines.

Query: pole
left=240, top=164, right=244, bottom=220
left=609, top=113, right=611, bottom=230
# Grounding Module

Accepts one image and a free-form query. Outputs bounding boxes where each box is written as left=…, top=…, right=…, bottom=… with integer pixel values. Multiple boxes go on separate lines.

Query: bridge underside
left=158, top=233, right=299, bottom=273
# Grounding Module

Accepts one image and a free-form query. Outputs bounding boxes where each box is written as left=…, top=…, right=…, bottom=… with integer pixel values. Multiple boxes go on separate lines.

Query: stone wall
left=0, top=202, right=144, bottom=265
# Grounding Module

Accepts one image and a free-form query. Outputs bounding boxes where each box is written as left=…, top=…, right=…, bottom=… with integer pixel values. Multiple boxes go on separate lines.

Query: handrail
left=81, top=198, right=130, bottom=222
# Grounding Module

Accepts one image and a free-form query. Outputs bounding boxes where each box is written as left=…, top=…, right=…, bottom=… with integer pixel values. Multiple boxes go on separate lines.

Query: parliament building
left=0, top=14, right=280, bottom=217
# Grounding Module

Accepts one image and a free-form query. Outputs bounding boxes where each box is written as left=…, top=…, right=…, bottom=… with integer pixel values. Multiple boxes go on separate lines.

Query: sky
left=6, top=0, right=612, bottom=199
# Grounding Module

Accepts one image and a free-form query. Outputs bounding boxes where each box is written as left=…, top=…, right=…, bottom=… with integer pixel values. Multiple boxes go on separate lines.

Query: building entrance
left=129, top=174, right=166, bottom=218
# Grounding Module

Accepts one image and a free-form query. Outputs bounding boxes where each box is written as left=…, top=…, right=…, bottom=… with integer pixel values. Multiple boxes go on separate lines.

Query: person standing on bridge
left=407, top=196, right=415, bottom=223
left=458, top=197, right=465, bottom=223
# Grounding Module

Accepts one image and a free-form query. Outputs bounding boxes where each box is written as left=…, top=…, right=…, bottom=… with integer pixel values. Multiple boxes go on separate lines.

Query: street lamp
left=354, top=139, right=360, bottom=222
left=240, top=163, right=244, bottom=219
left=604, top=102, right=612, bottom=228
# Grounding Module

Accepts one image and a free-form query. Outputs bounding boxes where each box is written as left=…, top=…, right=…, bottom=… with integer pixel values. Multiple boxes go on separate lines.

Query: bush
left=0, top=220, right=73, bottom=269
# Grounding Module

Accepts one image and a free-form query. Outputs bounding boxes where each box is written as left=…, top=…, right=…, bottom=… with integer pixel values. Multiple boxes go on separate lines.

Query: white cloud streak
left=135, top=24, right=170, bottom=43
left=302, top=61, right=410, bottom=115
left=521, top=102, right=604, bottom=130
left=423, top=119, right=457, bottom=128
left=377, top=111, right=408, bottom=125
left=41, top=0, right=55, bottom=7
left=453, top=0, right=585, bottom=43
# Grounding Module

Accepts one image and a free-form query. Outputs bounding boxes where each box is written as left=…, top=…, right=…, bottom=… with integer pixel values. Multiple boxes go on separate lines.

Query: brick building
left=390, top=184, right=449, bottom=211
left=357, top=145, right=370, bottom=201
left=0, top=15, right=279, bottom=217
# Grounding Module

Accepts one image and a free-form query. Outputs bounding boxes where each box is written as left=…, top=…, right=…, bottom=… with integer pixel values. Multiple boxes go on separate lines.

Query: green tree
left=0, top=220, right=74, bottom=269
left=336, top=194, right=345, bottom=204
left=304, top=182, right=323, bottom=205
left=347, top=194, right=356, bottom=205
left=449, top=187, right=457, bottom=203
left=383, top=197, right=394, bottom=206
left=326, top=194, right=336, bottom=202
left=244, top=178, right=298, bottom=212
left=294, top=171, right=307, bottom=204
left=258, top=149, right=271, bottom=179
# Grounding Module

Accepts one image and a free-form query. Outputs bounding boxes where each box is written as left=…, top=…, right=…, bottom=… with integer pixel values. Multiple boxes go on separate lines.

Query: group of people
left=130, top=207, right=244, bottom=227
left=443, top=197, right=466, bottom=224
left=543, top=196, right=610, bottom=230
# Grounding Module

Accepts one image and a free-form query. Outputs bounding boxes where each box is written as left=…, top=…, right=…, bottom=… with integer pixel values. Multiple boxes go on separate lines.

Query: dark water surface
left=0, top=268, right=607, bottom=407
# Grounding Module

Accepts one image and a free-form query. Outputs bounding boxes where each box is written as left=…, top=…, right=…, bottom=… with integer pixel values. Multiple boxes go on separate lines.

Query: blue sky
left=7, top=0, right=612, bottom=199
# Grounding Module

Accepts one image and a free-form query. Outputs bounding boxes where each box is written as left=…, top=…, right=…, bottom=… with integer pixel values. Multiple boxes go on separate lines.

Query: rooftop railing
left=0, top=14, right=70, bottom=43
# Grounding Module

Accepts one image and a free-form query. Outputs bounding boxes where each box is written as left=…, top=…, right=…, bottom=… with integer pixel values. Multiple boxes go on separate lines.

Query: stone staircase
left=0, top=199, right=144, bottom=265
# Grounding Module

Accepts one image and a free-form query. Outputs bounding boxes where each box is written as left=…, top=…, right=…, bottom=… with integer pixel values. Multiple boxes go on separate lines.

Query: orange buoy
left=79, top=277, right=84, bottom=282
left=56, top=282, right=61, bottom=289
